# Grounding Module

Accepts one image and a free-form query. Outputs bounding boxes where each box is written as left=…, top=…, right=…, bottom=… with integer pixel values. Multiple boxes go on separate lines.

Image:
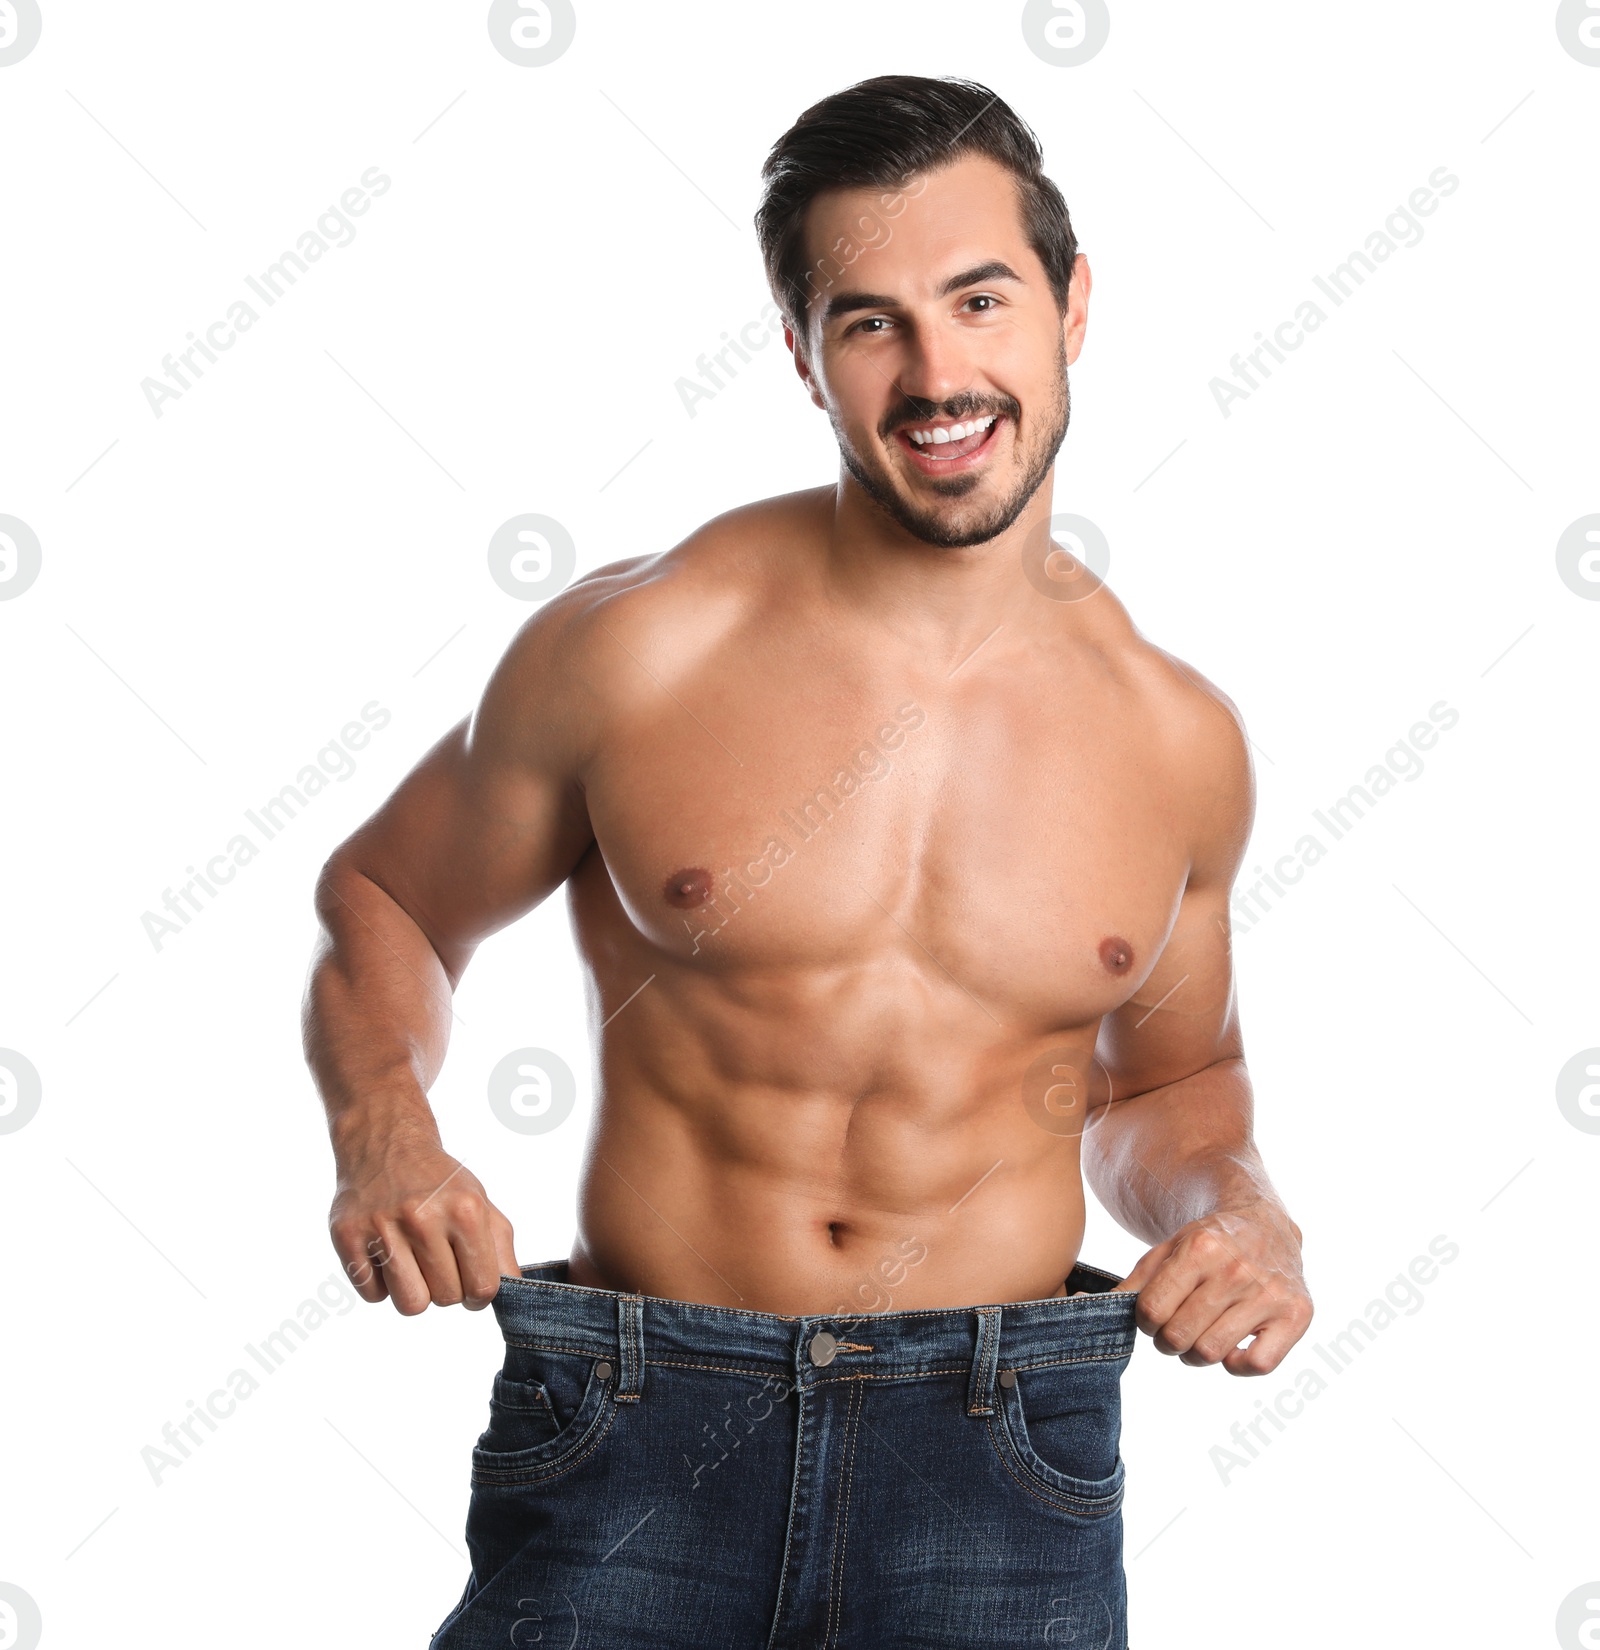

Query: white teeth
left=908, top=414, right=997, bottom=447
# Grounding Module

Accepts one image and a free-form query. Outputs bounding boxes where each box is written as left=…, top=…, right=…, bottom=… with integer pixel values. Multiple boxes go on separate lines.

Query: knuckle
left=446, top=1191, right=485, bottom=1226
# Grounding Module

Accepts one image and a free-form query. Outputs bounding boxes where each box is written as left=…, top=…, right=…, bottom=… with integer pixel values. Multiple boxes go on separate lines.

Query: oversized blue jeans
left=429, top=1258, right=1138, bottom=1649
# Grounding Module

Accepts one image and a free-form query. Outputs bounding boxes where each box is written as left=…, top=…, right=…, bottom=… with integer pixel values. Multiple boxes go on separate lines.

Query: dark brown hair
left=755, top=74, right=1078, bottom=337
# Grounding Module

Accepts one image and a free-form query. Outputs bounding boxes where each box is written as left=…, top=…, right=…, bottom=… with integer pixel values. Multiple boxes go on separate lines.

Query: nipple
left=1098, top=935, right=1134, bottom=974
left=663, top=867, right=714, bottom=909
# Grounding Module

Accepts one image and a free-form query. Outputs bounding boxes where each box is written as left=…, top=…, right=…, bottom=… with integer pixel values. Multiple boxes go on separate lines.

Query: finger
left=356, top=1236, right=395, bottom=1304
left=1221, top=1302, right=1312, bottom=1376
left=1132, top=1229, right=1247, bottom=1335
left=402, top=1215, right=470, bottom=1308
left=331, top=1223, right=390, bottom=1305
left=1134, top=1270, right=1206, bottom=1343
left=450, top=1210, right=503, bottom=1310
left=1154, top=1268, right=1262, bottom=1356
left=370, top=1223, right=434, bottom=1316
left=1114, top=1239, right=1172, bottom=1296
left=1176, top=1297, right=1273, bottom=1367
left=490, top=1208, right=519, bottom=1282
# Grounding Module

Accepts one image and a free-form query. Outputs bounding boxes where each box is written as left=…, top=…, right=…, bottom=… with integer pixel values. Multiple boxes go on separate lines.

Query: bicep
left=327, top=616, right=596, bottom=982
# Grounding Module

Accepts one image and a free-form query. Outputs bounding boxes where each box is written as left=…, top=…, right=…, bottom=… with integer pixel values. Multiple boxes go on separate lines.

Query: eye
left=846, top=315, right=892, bottom=337
left=964, top=293, right=1001, bottom=313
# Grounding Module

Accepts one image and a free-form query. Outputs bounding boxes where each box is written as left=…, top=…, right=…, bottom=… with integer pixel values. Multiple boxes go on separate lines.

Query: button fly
left=808, top=1331, right=839, bottom=1367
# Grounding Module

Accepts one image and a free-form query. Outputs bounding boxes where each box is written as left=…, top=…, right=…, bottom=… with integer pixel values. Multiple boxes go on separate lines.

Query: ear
left=1062, top=253, right=1092, bottom=368
left=784, top=321, right=827, bottom=411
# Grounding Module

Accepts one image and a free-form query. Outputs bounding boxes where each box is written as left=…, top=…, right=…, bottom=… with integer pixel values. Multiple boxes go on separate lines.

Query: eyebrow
left=819, top=260, right=1025, bottom=325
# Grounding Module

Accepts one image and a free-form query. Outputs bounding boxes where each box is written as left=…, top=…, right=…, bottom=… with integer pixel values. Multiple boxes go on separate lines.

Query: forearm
left=1082, top=1056, right=1292, bottom=1246
left=302, top=856, right=455, bottom=1166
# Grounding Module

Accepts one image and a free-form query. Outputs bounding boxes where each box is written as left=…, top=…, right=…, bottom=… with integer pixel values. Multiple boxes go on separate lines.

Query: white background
left=1, top=2, right=1596, bottom=1645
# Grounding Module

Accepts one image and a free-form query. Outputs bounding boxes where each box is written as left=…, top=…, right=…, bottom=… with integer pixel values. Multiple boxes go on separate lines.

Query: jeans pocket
left=471, top=1342, right=618, bottom=1485
left=991, top=1356, right=1127, bottom=1514
left=478, top=1359, right=558, bottom=1455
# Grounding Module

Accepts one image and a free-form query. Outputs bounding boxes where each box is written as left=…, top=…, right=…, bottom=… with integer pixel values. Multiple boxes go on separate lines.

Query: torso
left=555, top=488, right=1206, bottom=1314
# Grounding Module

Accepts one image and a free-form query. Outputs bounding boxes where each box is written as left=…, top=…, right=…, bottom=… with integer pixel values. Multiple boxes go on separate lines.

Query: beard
left=828, top=331, right=1072, bottom=550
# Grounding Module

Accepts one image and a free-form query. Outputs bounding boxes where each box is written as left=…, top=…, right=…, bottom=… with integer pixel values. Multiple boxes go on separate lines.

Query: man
left=304, top=74, right=1311, bottom=1649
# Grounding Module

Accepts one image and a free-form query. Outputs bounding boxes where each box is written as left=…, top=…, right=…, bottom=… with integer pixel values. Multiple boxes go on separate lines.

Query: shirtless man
left=304, top=74, right=1311, bottom=1650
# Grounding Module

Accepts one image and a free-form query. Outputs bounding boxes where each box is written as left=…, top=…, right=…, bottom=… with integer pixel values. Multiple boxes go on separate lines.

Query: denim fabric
left=429, top=1258, right=1138, bottom=1649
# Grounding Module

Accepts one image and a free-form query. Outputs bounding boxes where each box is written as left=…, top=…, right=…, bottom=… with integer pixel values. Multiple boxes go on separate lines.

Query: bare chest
left=580, top=671, right=1191, bottom=1030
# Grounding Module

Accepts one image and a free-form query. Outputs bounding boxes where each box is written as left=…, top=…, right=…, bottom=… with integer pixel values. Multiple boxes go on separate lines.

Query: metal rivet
left=808, top=1331, right=838, bottom=1367
left=595, top=1360, right=613, bottom=1380
left=998, top=1368, right=1017, bottom=1389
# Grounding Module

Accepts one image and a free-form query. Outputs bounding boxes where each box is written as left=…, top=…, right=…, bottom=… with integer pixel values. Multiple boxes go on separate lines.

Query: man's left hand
left=1112, top=1200, right=1312, bottom=1376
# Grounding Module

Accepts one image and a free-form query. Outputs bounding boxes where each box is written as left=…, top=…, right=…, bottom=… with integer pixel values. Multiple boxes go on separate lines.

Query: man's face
left=787, top=152, right=1089, bottom=550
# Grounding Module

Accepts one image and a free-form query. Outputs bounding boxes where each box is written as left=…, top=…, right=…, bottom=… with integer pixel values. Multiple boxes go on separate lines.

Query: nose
left=894, top=318, right=976, bottom=414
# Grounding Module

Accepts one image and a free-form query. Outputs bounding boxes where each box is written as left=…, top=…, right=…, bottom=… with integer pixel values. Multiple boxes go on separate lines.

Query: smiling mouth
left=893, top=413, right=1006, bottom=472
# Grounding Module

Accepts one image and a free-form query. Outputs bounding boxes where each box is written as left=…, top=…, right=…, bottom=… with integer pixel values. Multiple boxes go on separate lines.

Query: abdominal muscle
left=561, top=1011, right=1094, bottom=1316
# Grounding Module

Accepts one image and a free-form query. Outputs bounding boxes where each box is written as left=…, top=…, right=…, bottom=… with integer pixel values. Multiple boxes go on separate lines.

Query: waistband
left=492, top=1259, right=1139, bottom=1406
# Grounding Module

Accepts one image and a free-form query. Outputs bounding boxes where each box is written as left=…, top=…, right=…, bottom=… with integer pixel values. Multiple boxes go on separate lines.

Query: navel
left=1099, top=934, right=1134, bottom=974
left=663, top=867, right=714, bottom=909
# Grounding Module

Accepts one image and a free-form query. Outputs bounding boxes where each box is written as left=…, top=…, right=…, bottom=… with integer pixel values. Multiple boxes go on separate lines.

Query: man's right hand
left=329, top=1136, right=519, bottom=1314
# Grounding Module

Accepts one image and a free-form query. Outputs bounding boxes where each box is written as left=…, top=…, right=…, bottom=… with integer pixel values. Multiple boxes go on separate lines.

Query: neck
left=813, top=468, right=1059, bottom=649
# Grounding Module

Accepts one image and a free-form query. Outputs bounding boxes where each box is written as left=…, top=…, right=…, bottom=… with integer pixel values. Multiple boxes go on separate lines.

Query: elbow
left=312, top=850, right=368, bottom=927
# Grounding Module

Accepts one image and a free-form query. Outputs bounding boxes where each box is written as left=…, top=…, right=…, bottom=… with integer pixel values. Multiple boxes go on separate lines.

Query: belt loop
left=966, top=1306, right=1001, bottom=1416
left=615, top=1293, right=644, bottom=1403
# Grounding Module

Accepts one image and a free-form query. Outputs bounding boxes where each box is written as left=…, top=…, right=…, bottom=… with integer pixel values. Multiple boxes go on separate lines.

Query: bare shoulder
left=1080, top=590, right=1255, bottom=882
left=472, top=487, right=825, bottom=761
left=540, top=484, right=822, bottom=650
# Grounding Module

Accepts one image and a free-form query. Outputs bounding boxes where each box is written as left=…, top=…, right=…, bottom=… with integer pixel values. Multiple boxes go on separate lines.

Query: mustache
left=882, top=397, right=1019, bottom=437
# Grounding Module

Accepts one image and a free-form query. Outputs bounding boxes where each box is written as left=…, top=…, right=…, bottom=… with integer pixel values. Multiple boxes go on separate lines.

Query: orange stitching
left=982, top=1410, right=1125, bottom=1517
left=767, top=1373, right=807, bottom=1634
left=826, top=1378, right=863, bottom=1648
left=471, top=1392, right=621, bottom=1487
left=499, top=1347, right=1130, bottom=1383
